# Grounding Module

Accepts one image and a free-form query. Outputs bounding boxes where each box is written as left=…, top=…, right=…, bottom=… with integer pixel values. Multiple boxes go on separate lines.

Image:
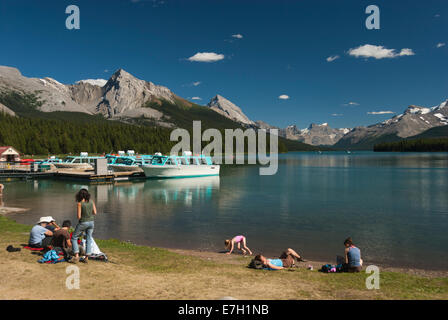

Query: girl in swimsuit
left=224, top=235, right=252, bottom=255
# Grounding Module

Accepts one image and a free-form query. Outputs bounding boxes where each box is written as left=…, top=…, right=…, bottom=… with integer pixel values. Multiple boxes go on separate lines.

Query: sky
left=0, top=0, right=447, bottom=129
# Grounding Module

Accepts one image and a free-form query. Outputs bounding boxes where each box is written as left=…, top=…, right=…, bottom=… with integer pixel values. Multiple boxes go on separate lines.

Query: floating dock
left=55, top=169, right=145, bottom=182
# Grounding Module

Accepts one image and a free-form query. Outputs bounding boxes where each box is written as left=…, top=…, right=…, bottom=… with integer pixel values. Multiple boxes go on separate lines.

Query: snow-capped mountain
left=335, top=100, right=448, bottom=148
left=76, top=79, right=108, bottom=87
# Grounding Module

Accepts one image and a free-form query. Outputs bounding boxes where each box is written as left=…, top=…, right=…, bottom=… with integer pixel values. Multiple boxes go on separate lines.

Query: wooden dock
left=55, top=169, right=145, bottom=182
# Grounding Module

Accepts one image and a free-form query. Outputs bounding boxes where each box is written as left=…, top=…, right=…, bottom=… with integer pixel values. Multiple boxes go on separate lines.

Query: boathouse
left=0, top=146, right=21, bottom=162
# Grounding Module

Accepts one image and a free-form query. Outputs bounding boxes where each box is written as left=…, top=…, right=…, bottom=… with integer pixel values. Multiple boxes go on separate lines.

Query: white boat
left=109, top=157, right=146, bottom=173
left=142, top=153, right=220, bottom=178
left=54, top=153, right=105, bottom=170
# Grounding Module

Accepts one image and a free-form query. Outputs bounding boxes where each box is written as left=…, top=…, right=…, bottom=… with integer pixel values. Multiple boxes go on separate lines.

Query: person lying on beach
left=342, top=237, right=363, bottom=273
left=254, top=248, right=306, bottom=270
left=225, top=235, right=252, bottom=255
left=28, top=217, right=54, bottom=248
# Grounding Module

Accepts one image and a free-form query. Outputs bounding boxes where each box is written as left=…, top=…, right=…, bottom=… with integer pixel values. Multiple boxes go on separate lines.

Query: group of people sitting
left=27, top=186, right=97, bottom=264
left=225, top=235, right=363, bottom=272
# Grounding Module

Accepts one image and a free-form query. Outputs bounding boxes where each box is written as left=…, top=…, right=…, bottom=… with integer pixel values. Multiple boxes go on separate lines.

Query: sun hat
left=80, top=185, right=89, bottom=191
left=46, top=216, right=56, bottom=222
left=37, top=217, right=52, bottom=224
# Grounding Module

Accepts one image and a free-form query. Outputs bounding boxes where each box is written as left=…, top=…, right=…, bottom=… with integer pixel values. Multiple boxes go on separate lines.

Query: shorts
left=279, top=251, right=295, bottom=268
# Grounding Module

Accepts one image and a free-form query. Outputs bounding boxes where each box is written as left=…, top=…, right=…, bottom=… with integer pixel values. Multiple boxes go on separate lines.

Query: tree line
left=374, top=138, right=448, bottom=152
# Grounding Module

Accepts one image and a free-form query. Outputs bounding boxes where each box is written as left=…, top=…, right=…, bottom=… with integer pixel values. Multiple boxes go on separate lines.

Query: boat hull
left=142, top=164, right=220, bottom=178
left=53, top=163, right=93, bottom=170
left=109, top=164, right=143, bottom=173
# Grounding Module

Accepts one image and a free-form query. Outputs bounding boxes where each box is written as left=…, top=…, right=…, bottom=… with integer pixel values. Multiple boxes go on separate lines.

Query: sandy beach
left=1, top=213, right=447, bottom=300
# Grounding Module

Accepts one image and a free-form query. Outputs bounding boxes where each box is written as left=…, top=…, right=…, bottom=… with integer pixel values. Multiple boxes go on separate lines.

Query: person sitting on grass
left=254, top=248, right=306, bottom=270
left=44, top=216, right=60, bottom=232
left=343, top=237, right=363, bottom=273
left=28, top=217, right=54, bottom=248
left=225, top=235, right=252, bottom=255
left=51, top=220, right=73, bottom=258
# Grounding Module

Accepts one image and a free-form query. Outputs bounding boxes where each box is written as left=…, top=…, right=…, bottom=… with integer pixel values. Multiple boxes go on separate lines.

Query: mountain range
left=0, top=65, right=447, bottom=150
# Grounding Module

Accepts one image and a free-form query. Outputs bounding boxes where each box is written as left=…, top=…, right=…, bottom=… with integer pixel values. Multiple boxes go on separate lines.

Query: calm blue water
left=3, top=152, right=448, bottom=270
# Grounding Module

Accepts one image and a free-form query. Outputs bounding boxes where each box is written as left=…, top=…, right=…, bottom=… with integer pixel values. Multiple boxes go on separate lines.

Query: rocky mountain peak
left=207, top=95, right=254, bottom=126
left=404, top=105, right=431, bottom=115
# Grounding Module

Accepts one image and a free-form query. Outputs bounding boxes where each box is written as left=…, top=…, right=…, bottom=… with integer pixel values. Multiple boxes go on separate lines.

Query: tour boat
left=53, top=153, right=105, bottom=170
left=141, top=152, right=220, bottom=178
left=108, top=156, right=152, bottom=173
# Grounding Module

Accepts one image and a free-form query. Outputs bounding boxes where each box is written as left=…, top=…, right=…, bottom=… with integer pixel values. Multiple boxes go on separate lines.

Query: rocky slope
left=207, top=95, right=255, bottom=126
left=335, top=100, right=448, bottom=149
left=292, top=123, right=350, bottom=146
left=0, top=66, right=180, bottom=123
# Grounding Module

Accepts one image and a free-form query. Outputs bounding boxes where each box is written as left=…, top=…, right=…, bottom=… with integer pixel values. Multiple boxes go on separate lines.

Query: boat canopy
left=150, top=154, right=213, bottom=166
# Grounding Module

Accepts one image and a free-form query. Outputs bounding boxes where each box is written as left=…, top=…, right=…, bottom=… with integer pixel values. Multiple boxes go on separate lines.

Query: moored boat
left=53, top=153, right=105, bottom=170
left=142, top=152, right=220, bottom=178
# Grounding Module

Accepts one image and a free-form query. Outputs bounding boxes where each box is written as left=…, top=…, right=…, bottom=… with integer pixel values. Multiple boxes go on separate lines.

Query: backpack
left=320, top=264, right=333, bottom=273
left=321, top=263, right=344, bottom=273
left=248, top=258, right=264, bottom=269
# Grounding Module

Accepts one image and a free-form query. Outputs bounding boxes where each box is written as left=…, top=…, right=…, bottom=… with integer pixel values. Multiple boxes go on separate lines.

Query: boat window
left=165, top=158, right=174, bottom=165
left=200, top=157, right=208, bottom=165
left=152, top=157, right=165, bottom=165
left=178, top=158, right=187, bottom=165
left=72, top=158, right=80, bottom=164
left=189, top=158, right=198, bottom=165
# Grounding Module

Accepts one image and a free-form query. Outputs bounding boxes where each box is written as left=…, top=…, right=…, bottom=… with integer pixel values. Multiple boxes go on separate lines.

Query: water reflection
left=92, top=176, right=220, bottom=205
left=4, top=152, right=448, bottom=269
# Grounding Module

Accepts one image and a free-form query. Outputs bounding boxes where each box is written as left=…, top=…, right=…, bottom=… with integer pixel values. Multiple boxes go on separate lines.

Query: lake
left=3, top=151, right=448, bottom=270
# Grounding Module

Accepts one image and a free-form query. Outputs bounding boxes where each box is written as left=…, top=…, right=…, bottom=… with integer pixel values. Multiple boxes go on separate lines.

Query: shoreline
left=2, top=206, right=447, bottom=277
left=165, top=247, right=448, bottom=279
left=1, top=214, right=447, bottom=300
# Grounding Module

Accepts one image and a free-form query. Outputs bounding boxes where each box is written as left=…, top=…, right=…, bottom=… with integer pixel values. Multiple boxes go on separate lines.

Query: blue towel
left=38, top=250, right=65, bottom=264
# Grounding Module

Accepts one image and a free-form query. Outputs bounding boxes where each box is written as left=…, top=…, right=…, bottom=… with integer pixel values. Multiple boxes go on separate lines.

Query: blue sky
left=0, top=0, right=447, bottom=129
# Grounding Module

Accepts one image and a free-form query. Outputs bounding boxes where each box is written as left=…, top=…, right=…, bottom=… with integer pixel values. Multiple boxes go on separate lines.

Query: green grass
left=1, top=215, right=447, bottom=299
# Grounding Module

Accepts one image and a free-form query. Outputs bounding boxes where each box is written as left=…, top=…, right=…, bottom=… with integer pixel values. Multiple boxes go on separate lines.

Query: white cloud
left=191, top=97, right=202, bottom=100
left=437, top=43, right=446, bottom=48
left=232, top=34, right=243, bottom=39
left=192, top=81, right=201, bottom=86
left=348, top=44, right=415, bottom=59
left=435, top=14, right=440, bottom=18
left=326, top=55, right=340, bottom=62
left=343, top=102, right=360, bottom=106
left=278, top=95, right=290, bottom=100
left=187, top=52, right=225, bottom=62
left=367, top=111, right=394, bottom=115
left=332, top=113, right=343, bottom=116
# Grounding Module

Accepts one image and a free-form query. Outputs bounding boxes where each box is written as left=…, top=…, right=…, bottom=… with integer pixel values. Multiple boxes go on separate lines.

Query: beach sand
left=1, top=214, right=447, bottom=300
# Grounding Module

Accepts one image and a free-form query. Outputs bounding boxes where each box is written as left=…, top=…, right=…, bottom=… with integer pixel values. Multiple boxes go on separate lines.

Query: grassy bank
left=0, top=215, right=447, bottom=300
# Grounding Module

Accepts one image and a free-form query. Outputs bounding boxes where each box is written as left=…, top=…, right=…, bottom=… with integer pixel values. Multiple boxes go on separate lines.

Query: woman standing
left=71, top=187, right=97, bottom=263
